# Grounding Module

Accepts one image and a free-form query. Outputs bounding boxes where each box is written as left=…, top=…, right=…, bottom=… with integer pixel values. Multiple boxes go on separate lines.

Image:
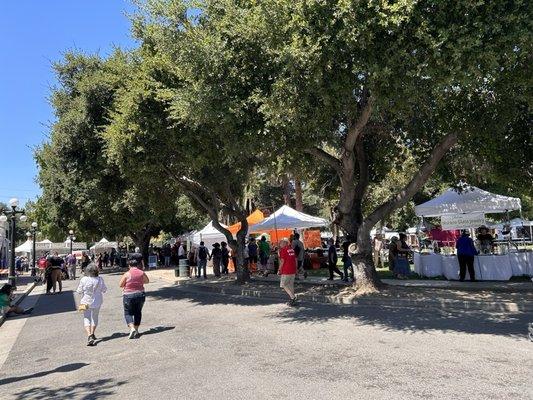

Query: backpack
left=198, top=246, right=207, bottom=260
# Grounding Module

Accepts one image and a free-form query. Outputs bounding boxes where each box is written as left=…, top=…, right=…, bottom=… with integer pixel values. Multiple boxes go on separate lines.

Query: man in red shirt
left=278, top=239, right=298, bottom=306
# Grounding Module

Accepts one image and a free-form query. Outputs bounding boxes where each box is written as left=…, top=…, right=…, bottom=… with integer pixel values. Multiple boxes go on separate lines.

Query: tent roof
left=191, top=221, right=228, bottom=247
left=415, top=186, right=521, bottom=217
left=15, top=239, right=32, bottom=253
left=38, top=239, right=53, bottom=244
left=250, top=205, right=328, bottom=232
left=228, top=210, right=265, bottom=234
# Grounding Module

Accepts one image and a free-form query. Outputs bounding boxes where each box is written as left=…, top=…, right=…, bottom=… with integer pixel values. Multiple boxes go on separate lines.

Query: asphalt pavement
left=0, top=273, right=531, bottom=400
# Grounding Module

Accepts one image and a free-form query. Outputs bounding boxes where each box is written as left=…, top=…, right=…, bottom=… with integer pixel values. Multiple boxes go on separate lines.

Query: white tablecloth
left=507, top=252, right=530, bottom=276
left=475, top=255, right=513, bottom=281
left=441, top=256, right=460, bottom=280
left=421, top=253, right=443, bottom=277
left=413, top=251, right=531, bottom=281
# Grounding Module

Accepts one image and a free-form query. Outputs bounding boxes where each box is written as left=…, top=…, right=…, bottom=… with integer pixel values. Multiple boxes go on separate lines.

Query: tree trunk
left=132, top=229, right=153, bottom=267
left=294, top=178, right=303, bottom=211
left=352, top=223, right=383, bottom=293
left=281, top=175, right=291, bottom=206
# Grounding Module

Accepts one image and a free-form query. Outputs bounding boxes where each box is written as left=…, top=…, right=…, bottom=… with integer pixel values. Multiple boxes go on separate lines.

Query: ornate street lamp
left=68, top=229, right=76, bottom=255
left=29, top=222, right=38, bottom=277
left=0, top=198, right=27, bottom=288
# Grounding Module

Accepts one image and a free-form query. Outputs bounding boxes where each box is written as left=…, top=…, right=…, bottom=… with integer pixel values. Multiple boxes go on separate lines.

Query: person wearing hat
left=456, top=230, right=478, bottom=282
left=119, top=255, right=150, bottom=339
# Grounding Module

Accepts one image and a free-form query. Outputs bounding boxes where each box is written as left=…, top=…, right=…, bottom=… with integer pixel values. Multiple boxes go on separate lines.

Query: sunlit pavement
left=0, top=273, right=531, bottom=400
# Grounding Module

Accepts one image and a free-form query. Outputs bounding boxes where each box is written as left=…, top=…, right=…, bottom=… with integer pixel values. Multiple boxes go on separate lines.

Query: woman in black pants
left=119, top=256, right=149, bottom=339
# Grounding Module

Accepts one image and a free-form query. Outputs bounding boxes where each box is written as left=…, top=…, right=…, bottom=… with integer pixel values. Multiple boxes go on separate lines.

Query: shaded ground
left=0, top=274, right=531, bottom=400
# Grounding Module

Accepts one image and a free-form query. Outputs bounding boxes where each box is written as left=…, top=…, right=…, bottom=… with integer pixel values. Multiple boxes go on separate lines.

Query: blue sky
left=0, top=1, right=137, bottom=206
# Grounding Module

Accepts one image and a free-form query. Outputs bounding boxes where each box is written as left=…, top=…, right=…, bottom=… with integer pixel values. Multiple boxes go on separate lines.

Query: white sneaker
left=128, top=330, right=136, bottom=339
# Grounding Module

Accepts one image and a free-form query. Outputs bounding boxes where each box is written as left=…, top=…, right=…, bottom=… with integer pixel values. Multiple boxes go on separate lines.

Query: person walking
left=211, top=243, right=222, bottom=277
left=291, top=232, right=307, bottom=279
left=278, top=239, right=298, bottom=306
left=96, top=254, right=103, bottom=271
left=258, top=236, right=270, bottom=274
left=456, top=230, right=478, bottom=282
left=47, top=252, right=64, bottom=294
left=80, top=252, right=90, bottom=274
left=195, top=241, right=209, bottom=278
left=221, top=242, right=230, bottom=274
left=119, top=256, right=149, bottom=339
left=327, top=238, right=343, bottom=280
left=247, top=237, right=258, bottom=273
left=341, top=241, right=354, bottom=282
left=76, top=264, right=107, bottom=346
left=67, top=253, right=77, bottom=280
left=102, top=252, right=109, bottom=268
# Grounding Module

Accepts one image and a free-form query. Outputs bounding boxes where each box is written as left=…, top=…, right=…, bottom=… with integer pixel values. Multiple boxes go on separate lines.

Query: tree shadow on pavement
left=11, top=378, right=127, bottom=400
left=0, top=362, right=89, bottom=386
left=31, top=290, right=77, bottom=317
left=147, top=285, right=279, bottom=308
left=147, top=285, right=531, bottom=339
left=271, top=303, right=531, bottom=339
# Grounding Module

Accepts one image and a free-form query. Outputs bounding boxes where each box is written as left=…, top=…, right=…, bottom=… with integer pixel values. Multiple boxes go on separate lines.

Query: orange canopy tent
left=227, top=210, right=292, bottom=244
left=228, top=210, right=265, bottom=234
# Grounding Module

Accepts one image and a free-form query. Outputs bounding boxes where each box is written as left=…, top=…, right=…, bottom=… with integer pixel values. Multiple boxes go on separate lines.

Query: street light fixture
left=68, top=229, right=76, bottom=255
left=0, top=198, right=27, bottom=289
left=29, top=222, right=38, bottom=277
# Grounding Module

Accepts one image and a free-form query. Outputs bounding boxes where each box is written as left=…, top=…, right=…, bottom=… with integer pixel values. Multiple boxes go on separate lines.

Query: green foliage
left=35, top=50, right=203, bottom=243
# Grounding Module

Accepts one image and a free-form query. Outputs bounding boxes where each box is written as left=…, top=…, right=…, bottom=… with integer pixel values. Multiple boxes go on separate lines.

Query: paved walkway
left=1, top=273, right=532, bottom=399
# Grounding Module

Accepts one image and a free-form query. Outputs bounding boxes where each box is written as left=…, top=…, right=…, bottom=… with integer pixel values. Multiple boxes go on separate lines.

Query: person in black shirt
left=327, top=239, right=343, bottom=280
left=221, top=242, right=230, bottom=274
left=46, top=252, right=63, bottom=294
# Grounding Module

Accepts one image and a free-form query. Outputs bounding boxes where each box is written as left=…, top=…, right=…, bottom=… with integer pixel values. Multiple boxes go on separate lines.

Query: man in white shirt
left=291, top=233, right=306, bottom=279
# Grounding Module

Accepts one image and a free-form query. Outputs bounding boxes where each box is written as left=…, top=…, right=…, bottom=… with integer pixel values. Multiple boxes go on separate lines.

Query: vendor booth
left=250, top=205, right=328, bottom=244
left=413, top=185, right=530, bottom=280
left=191, top=221, right=228, bottom=248
left=90, top=238, right=118, bottom=254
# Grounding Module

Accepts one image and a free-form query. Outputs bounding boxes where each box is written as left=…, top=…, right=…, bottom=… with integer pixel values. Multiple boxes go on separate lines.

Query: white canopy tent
left=415, top=186, right=521, bottom=217
left=250, top=205, right=329, bottom=232
left=192, top=222, right=228, bottom=248
left=90, top=238, right=118, bottom=252
left=15, top=239, right=33, bottom=254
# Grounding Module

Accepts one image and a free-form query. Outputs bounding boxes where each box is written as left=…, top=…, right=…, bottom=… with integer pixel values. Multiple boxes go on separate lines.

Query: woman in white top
left=76, top=264, right=107, bottom=346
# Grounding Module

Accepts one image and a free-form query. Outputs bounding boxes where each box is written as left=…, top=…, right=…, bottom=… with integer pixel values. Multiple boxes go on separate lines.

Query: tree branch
left=345, top=95, right=373, bottom=152
left=364, top=132, right=459, bottom=228
left=305, top=147, right=340, bottom=172
left=353, top=134, right=369, bottom=203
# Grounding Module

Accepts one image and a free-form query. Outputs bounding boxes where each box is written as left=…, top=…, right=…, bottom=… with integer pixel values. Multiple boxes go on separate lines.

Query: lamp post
left=0, top=198, right=27, bottom=289
left=68, top=229, right=76, bottom=255
left=29, top=222, right=38, bottom=277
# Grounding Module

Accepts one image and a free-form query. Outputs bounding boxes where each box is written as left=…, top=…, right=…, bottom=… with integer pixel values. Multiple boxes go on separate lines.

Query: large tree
left=35, top=51, right=193, bottom=257
left=135, top=0, right=529, bottom=292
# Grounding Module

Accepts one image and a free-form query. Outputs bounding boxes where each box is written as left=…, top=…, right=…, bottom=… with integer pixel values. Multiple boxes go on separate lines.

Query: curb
left=171, top=280, right=530, bottom=313
left=0, top=281, right=38, bottom=328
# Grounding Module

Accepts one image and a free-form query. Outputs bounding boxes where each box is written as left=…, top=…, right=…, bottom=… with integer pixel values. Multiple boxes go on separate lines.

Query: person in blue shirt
left=456, top=230, right=479, bottom=282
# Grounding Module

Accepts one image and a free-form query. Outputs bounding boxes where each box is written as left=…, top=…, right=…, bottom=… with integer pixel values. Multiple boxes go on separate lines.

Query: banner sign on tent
left=441, top=213, right=486, bottom=230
